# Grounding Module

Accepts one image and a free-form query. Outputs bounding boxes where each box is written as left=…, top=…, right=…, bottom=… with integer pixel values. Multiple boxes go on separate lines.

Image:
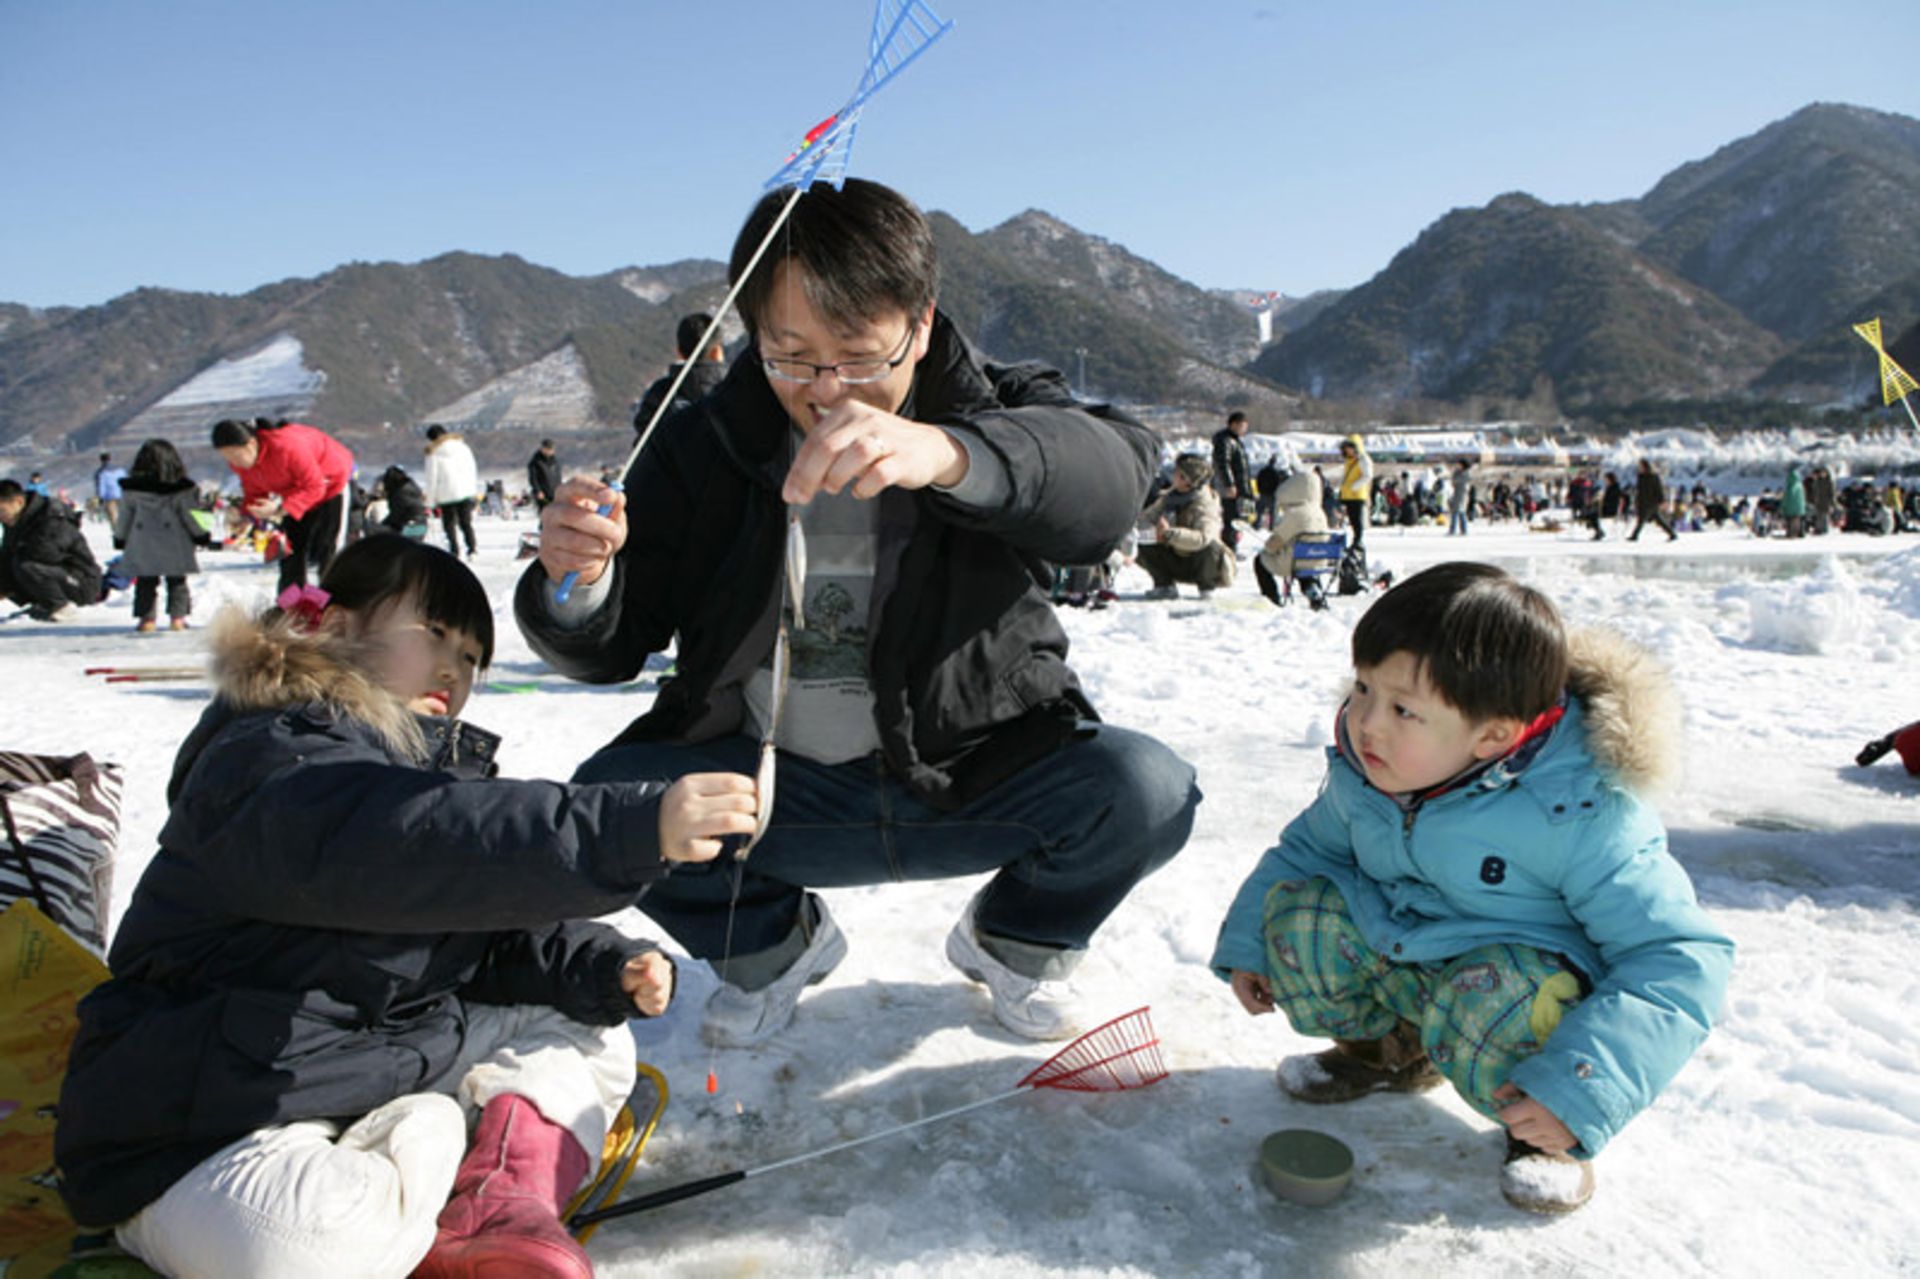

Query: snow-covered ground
left=8, top=509, right=1918, bottom=1276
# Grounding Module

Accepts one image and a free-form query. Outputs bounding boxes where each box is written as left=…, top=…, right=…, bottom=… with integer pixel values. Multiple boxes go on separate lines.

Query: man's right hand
left=658, top=772, right=758, bottom=863
left=538, top=477, right=627, bottom=586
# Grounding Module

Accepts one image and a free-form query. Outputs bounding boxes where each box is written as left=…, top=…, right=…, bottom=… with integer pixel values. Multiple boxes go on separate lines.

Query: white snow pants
left=115, top=1005, right=634, bottom=1279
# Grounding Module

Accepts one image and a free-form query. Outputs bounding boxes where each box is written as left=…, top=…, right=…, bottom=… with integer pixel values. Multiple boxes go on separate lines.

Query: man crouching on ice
left=1212, top=561, right=1733, bottom=1213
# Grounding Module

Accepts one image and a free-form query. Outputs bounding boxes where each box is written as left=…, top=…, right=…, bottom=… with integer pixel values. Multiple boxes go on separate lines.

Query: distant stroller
left=1337, top=541, right=1368, bottom=596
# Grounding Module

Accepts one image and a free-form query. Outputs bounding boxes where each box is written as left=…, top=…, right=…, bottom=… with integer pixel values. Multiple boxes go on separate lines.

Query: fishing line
left=707, top=206, right=803, bottom=1096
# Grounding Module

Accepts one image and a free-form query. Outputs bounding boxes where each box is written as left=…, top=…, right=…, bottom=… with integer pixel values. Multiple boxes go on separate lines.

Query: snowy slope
left=6, top=509, right=1917, bottom=1276
left=103, top=333, right=326, bottom=452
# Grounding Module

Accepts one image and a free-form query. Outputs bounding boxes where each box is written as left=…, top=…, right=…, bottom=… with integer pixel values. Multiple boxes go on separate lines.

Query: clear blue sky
left=3, top=0, right=1914, bottom=311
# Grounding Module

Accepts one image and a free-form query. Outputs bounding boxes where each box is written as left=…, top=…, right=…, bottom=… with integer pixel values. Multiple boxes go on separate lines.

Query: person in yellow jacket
left=1337, top=435, right=1375, bottom=549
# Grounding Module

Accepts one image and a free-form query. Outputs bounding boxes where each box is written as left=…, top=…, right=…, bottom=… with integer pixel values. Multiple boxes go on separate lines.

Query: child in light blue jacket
left=1213, top=562, right=1732, bottom=1214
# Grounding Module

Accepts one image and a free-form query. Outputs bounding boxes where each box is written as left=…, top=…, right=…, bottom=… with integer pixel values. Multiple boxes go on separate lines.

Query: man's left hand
left=783, top=401, right=967, bottom=505
left=1492, top=1083, right=1576, bottom=1154
left=621, top=951, right=675, bottom=1017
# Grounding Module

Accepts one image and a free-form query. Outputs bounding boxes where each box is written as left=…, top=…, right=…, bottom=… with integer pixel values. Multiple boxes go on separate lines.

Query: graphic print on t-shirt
left=791, top=489, right=875, bottom=680
left=740, top=485, right=881, bottom=764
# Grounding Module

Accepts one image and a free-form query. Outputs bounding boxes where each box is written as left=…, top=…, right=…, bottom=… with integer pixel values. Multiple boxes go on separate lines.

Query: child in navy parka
left=59, top=537, right=758, bottom=1277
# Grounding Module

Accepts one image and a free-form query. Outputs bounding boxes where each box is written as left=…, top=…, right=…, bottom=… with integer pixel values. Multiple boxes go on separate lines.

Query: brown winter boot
left=1276, top=1018, right=1444, bottom=1103
left=413, top=1094, right=593, bottom=1279
left=1500, top=1132, right=1595, bottom=1214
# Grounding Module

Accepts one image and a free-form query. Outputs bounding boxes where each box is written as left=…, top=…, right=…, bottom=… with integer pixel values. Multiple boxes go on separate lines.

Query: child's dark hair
left=1352, top=562, right=1566, bottom=722
left=317, top=536, right=496, bottom=667
left=730, top=178, right=938, bottom=339
left=130, top=438, right=188, bottom=485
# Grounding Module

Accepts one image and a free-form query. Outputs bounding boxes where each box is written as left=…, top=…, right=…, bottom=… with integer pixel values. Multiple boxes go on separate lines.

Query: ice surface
left=11, top=487, right=1919, bottom=1276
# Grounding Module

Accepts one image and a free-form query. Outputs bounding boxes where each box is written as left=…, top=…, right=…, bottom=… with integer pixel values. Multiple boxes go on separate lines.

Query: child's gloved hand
left=621, top=950, right=676, bottom=1016
left=657, top=772, right=758, bottom=863
left=1493, top=1083, right=1576, bottom=1154
left=1230, top=968, right=1276, bottom=1016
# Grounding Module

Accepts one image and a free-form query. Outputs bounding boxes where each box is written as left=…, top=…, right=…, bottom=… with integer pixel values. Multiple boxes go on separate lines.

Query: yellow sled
left=566, top=1061, right=669, bottom=1244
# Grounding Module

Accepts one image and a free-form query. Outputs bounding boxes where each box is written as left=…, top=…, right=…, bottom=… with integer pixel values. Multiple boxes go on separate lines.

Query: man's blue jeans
left=574, top=723, right=1199, bottom=983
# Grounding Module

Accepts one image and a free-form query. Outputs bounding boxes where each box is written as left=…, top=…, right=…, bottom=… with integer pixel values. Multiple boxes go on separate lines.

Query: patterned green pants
left=1262, top=876, right=1584, bottom=1120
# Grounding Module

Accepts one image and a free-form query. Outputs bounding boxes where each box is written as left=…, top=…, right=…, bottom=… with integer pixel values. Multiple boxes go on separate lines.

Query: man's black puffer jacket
left=517, top=311, right=1159, bottom=808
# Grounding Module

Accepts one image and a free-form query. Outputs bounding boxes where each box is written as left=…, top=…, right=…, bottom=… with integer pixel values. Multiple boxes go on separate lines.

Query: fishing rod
left=552, top=0, right=953, bottom=603
left=571, top=1006, right=1166, bottom=1229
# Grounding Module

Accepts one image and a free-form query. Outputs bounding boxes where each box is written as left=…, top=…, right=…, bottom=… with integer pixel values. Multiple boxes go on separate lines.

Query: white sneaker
left=944, top=905, right=1084, bottom=1041
left=701, top=903, right=847, bottom=1049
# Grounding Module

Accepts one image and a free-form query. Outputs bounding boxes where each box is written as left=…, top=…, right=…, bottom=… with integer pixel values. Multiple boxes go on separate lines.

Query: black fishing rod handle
left=570, top=1169, right=748, bottom=1227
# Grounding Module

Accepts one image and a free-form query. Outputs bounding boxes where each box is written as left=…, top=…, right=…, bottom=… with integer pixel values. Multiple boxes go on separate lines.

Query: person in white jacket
left=1255, top=467, right=1334, bottom=610
left=423, top=425, right=480, bottom=558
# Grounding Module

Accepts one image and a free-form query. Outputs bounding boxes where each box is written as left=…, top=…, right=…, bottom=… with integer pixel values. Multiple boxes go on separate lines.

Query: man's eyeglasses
left=762, top=326, right=915, bottom=386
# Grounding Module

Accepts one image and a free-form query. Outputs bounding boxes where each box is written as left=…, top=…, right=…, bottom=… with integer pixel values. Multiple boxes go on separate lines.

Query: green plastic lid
left=1259, top=1128, right=1355, bottom=1206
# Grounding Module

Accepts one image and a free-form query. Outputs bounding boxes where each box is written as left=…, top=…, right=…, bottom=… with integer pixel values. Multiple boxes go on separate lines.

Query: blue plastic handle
left=552, top=480, right=624, bottom=604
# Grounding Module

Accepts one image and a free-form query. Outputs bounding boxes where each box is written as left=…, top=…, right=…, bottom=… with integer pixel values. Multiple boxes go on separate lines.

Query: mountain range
left=3, top=101, right=1916, bottom=465
left=1256, top=103, right=1920, bottom=415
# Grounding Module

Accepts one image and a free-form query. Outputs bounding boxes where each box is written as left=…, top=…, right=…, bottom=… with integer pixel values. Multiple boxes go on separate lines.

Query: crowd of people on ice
left=15, top=417, right=1913, bottom=632
left=0, top=424, right=574, bottom=630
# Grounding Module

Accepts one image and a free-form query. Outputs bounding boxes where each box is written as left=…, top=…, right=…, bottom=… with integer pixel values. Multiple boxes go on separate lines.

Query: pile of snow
left=1721, top=556, right=1871, bottom=654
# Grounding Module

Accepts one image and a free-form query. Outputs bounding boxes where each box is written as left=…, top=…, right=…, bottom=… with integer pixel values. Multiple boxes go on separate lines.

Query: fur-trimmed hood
left=205, top=605, right=427, bottom=761
left=1565, top=626, right=1682, bottom=795
left=1274, top=467, right=1322, bottom=510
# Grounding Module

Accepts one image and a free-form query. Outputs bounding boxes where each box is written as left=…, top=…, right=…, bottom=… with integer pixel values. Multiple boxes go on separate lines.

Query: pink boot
left=413, top=1094, right=593, bottom=1279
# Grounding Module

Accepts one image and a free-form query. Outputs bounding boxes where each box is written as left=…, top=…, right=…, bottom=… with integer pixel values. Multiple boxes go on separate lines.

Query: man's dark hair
left=675, top=313, right=715, bottom=359
left=98, top=452, right=111, bottom=463
left=1352, top=562, right=1566, bottom=723
left=0, top=479, right=23, bottom=501
left=425, top=424, right=447, bottom=442
left=539, top=438, right=555, bottom=449
left=318, top=535, right=496, bottom=667
left=729, top=178, right=938, bottom=339
left=1227, top=411, right=1249, bottom=427
left=211, top=419, right=254, bottom=449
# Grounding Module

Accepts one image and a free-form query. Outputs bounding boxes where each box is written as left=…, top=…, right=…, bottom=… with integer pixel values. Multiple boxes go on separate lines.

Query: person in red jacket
left=213, top=417, right=356, bottom=590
